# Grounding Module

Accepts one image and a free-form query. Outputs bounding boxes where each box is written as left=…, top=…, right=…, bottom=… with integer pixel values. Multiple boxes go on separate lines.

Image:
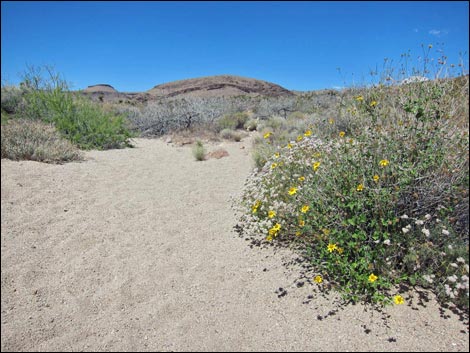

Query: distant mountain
left=147, top=75, right=294, bottom=98
left=82, top=84, right=118, bottom=93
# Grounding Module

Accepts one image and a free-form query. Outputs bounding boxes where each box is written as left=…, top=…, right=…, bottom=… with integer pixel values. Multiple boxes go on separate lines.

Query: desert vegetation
left=1, top=48, right=468, bottom=311
left=1, top=65, right=134, bottom=163
left=235, top=47, right=469, bottom=310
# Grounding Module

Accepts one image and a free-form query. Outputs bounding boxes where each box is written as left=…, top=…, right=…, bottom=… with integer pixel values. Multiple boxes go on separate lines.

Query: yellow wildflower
left=329, top=118, right=335, bottom=124
left=287, top=143, right=293, bottom=149
left=266, top=235, right=273, bottom=242
left=298, top=176, right=305, bottom=182
left=301, top=205, right=310, bottom=213
left=313, top=275, right=323, bottom=284
left=268, top=210, right=276, bottom=219
left=313, top=162, right=321, bottom=172
left=368, top=273, right=378, bottom=283
left=273, top=223, right=281, bottom=231
left=274, top=152, right=280, bottom=159
left=263, top=132, right=272, bottom=139
left=297, top=135, right=303, bottom=142
left=295, top=231, right=301, bottom=236
left=252, top=200, right=261, bottom=214
left=322, top=228, right=330, bottom=235
left=393, top=295, right=405, bottom=305
left=268, top=228, right=277, bottom=236
left=288, top=187, right=298, bottom=195
left=370, top=100, right=377, bottom=107
left=356, top=95, right=364, bottom=102
left=337, top=247, right=344, bottom=254
left=339, top=131, right=345, bottom=138
left=373, top=175, right=380, bottom=183
left=379, top=159, right=389, bottom=167
left=304, top=130, right=312, bottom=137
left=327, top=243, right=337, bottom=253
left=271, top=163, right=278, bottom=169
left=357, top=183, right=364, bottom=191
left=299, top=219, right=305, bottom=227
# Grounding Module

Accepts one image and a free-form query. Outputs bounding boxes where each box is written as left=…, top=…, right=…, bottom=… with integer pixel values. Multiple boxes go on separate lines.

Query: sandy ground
left=1, top=137, right=468, bottom=352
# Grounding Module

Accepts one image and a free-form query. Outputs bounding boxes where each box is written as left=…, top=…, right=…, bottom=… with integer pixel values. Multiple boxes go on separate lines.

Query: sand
left=1, top=137, right=468, bottom=352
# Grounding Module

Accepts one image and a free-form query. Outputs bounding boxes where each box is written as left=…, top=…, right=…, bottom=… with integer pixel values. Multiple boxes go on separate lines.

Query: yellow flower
left=322, top=228, right=330, bottom=236
left=393, top=295, right=405, bottom=305
left=268, top=210, right=276, bottom=218
left=348, top=138, right=354, bottom=144
left=287, top=143, right=293, bottom=149
left=339, top=131, right=345, bottom=138
left=314, top=275, right=323, bottom=283
left=273, top=152, right=280, bottom=159
left=271, top=163, right=278, bottom=169
left=295, top=231, right=301, bottom=236
left=356, top=183, right=364, bottom=191
left=329, top=118, right=335, bottom=124
left=304, top=130, right=312, bottom=137
left=313, top=162, right=321, bottom=172
left=370, top=100, right=377, bottom=107
left=263, top=132, right=272, bottom=139
left=268, top=228, right=277, bottom=236
left=288, top=187, right=298, bottom=195
left=266, top=235, right=273, bottom=242
left=356, top=95, right=364, bottom=102
left=297, top=135, right=303, bottom=142
left=313, top=152, right=321, bottom=158
left=273, top=223, right=281, bottom=231
left=298, top=176, right=305, bottom=182
left=327, top=243, right=337, bottom=252
left=373, top=174, right=380, bottom=183
left=337, top=247, right=344, bottom=254
left=379, top=159, right=389, bottom=167
left=299, top=219, right=305, bottom=227
left=301, top=205, right=310, bottom=213
left=252, top=200, right=261, bottom=213
left=368, top=273, right=378, bottom=283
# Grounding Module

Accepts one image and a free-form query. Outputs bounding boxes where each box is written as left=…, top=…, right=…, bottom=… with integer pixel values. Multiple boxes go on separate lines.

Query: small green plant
left=216, top=112, right=249, bottom=131
left=192, top=140, right=206, bottom=161
left=244, top=118, right=258, bottom=131
left=1, top=119, right=83, bottom=163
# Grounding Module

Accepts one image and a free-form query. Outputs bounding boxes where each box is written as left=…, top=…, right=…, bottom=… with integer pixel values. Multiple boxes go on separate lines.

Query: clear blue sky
left=1, top=1, right=469, bottom=92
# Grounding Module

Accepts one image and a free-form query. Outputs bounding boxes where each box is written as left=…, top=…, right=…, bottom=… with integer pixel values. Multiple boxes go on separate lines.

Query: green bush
left=192, top=140, right=206, bottom=161
left=216, top=112, right=249, bottom=131
left=1, top=119, right=83, bottom=163
left=237, top=71, right=469, bottom=309
left=15, top=65, right=135, bottom=150
left=220, top=128, right=242, bottom=141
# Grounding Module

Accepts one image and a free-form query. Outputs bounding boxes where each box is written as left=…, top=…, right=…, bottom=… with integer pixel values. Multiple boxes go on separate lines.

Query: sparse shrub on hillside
left=1, top=119, right=83, bottom=163
left=236, top=48, right=469, bottom=310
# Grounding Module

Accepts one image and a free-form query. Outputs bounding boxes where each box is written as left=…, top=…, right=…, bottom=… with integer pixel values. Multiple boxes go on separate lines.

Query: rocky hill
left=81, top=75, right=293, bottom=103
left=148, top=75, right=293, bottom=98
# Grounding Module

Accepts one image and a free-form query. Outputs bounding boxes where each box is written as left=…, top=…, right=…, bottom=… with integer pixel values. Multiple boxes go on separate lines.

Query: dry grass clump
left=1, top=119, right=83, bottom=163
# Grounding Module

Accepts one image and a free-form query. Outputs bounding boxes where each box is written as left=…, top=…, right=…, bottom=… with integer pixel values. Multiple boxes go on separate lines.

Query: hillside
left=147, top=75, right=294, bottom=98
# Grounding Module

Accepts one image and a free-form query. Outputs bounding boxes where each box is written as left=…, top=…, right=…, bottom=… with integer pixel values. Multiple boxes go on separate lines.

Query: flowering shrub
left=236, top=73, right=469, bottom=308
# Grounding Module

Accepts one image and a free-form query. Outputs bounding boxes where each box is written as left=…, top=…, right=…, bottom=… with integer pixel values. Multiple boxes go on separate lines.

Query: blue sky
left=1, top=1, right=469, bottom=92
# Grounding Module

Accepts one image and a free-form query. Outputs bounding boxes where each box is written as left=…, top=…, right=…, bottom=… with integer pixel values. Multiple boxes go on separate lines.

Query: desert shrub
left=244, top=118, right=258, bottom=131
left=1, top=119, right=83, bottom=163
left=14, top=65, right=134, bottom=150
left=236, top=51, right=469, bottom=309
left=192, top=140, right=206, bottom=161
left=1, top=85, right=23, bottom=114
left=220, top=128, right=242, bottom=141
left=216, top=111, right=248, bottom=132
